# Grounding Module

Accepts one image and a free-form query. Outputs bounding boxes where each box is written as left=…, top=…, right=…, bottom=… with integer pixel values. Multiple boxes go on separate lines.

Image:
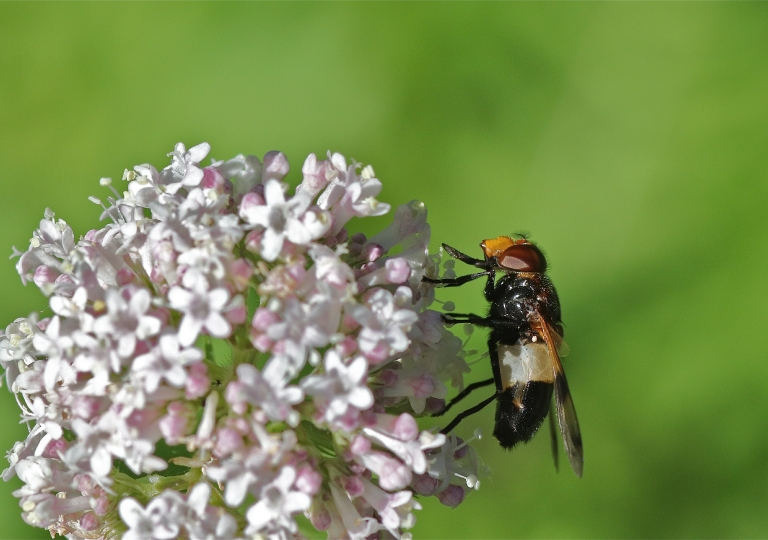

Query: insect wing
left=538, top=317, right=584, bottom=478
left=548, top=400, right=560, bottom=473
left=548, top=327, right=570, bottom=358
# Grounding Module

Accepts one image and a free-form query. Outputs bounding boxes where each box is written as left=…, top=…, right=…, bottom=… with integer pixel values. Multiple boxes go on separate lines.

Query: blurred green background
left=1, top=3, right=767, bottom=539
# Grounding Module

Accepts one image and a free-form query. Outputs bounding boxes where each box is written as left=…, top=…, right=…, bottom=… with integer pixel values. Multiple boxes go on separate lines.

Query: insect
left=423, top=235, right=583, bottom=477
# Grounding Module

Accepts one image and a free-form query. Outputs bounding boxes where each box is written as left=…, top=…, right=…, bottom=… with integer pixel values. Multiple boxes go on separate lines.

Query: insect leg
left=483, top=264, right=496, bottom=302
left=442, top=313, right=521, bottom=331
left=422, top=271, right=489, bottom=288
left=440, top=392, right=498, bottom=434
left=442, top=244, right=487, bottom=268
left=441, top=312, right=491, bottom=326
left=432, top=378, right=495, bottom=417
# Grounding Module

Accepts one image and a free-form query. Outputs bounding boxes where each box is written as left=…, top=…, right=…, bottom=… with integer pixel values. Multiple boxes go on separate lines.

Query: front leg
left=422, top=271, right=489, bottom=288
left=442, top=243, right=487, bottom=268
left=483, top=262, right=496, bottom=302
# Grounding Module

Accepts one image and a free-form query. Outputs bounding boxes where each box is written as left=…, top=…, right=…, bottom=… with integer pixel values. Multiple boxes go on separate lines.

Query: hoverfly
left=423, top=235, right=583, bottom=477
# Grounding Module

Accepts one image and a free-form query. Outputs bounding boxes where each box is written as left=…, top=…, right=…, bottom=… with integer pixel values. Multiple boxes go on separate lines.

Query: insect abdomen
left=493, top=381, right=553, bottom=449
left=493, top=341, right=555, bottom=449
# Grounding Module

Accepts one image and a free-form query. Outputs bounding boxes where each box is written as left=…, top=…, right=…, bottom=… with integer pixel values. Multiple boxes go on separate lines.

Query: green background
left=1, top=3, right=767, bottom=539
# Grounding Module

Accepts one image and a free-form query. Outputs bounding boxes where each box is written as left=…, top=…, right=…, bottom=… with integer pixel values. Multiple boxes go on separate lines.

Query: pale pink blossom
left=1, top=143, right=481, bottom=540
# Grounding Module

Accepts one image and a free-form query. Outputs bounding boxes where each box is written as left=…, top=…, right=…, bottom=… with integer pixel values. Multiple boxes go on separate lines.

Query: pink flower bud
left=308, top=503, right=332, bottom=531
left=363, top=342, right=389, bottom=365
left=92, top=494, right=109, bottom=516
left=79, top=512, right=100, bottom=531
left=437, top=484, right=466, bottom=508
left=230, top=259, right=254, bottom=292
left=225, top=381, right=248, bottom=415
left=244, top=229, right=263, bottom=254
left=240, top=192, right=265, bottom=214
left=341, top=314, right=360, bottom=332
left=349, top=435, right=371, bottom=456
left=201, top=166, right=232, bottom=195
left=344, top=475, right=364, bottom=498
left=263, top=151, right=290, bottom=182
left=297, top=153, right=329, bottom=198
left=335, top=336, right=357, bottom=357
left=42, top=437, right=67, bottom=459
left=116, top=268, right=136, bottom=286
left=411, top=473, right=439, bottom=496
left=149, top=266, right=165, bottom=285
left=159, top=403, right=190, bottom=445
left=252, top=308, right=279, bottom=331
left=408, top=373, right=436, bottom=398
left=251, top=333, right=273, bottom=353
left=33, top=266, right=58, bottom=288
left=390, top=413, right=419, bottom=441
left=453, top=437, right=469, bottom=459
left=385, top=258, right=410, bottom=284
left=372, top=453, right=411, bottom=491
left=378, top=369, right=398, bottom=386
left=295, top=466, right=322, bottom=495
left=185, top=363, right=210, bottom=400
left=286, top=263, right=306, bottom=283
left=424, top=397, right=446, bottom=415
left=54, top=273, right=75, bottom=287
left=213, top=427, right=243, bottom=458
left=225, top=305, right=247, bottom=325
left=363, top=243, right=384, bottom=263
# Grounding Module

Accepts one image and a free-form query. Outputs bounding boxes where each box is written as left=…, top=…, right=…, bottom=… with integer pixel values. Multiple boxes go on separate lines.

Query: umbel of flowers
left=0, top=143, right=484, bottom=539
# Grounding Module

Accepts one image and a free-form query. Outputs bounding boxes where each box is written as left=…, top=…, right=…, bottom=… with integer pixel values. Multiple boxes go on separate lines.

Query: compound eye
left=498, top=243, right=547, bottom=272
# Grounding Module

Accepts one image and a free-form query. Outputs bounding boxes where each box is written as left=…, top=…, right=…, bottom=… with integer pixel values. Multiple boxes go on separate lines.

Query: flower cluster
left=0, top=143, right=484, bottom=539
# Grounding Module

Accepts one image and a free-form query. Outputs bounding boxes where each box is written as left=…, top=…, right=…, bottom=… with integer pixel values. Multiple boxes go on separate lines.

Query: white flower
left=363, top=413, right=445, bottom=474
left=349, top=286, right=419, bottom=362
left=316, top=153, right=390, bottom=235
left=302, top=351, right=373, bottom=424
left=119, top=492, right=183, bottom=540
left=360, top=478, right=420, bottom=536
left=168, top=272, right=231, bottom=346
left=132, top=333, right=203, bottom=392
left=163, top=141, right=211, bottom=191
left=224, top=360, right=303, bottom=424
left=93, top=287, right=161, bottom=358
left=1, top=143, right=480, bottom=540
left=329, top=484, right=381, bottom=540
left=244, top=465, right=311, bottom=536
left=240, top=179, right=321, bottom=261
left=215, top=153, right=263, bottom=198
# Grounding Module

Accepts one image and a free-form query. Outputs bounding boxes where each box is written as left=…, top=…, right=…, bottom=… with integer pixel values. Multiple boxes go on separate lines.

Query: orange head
left=480, top=235, right=547, bottom=273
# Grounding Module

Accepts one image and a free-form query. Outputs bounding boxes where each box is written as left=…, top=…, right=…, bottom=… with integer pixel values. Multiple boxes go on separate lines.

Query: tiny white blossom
left=119, top=493, right=183, bottom=540
left=244, top=465, right=311, bottom=536
left=240, top=179, right=317, bottom=261
left=302, top=351, right=373, bottom=424
left=168, top=273, right=231, bottom=346
left=132, top=333, right=203, bottom=392
left=164, top=141, right=211, bottom=190
left=93, top=287, right=161, bottom=358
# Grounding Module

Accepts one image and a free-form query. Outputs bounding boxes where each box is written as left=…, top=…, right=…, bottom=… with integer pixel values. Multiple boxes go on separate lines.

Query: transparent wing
left=548, top=400, right=560, bottom=473
left=537, top=315, right=583, bottom=478
left=548, top=327, right=570, bottom=358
